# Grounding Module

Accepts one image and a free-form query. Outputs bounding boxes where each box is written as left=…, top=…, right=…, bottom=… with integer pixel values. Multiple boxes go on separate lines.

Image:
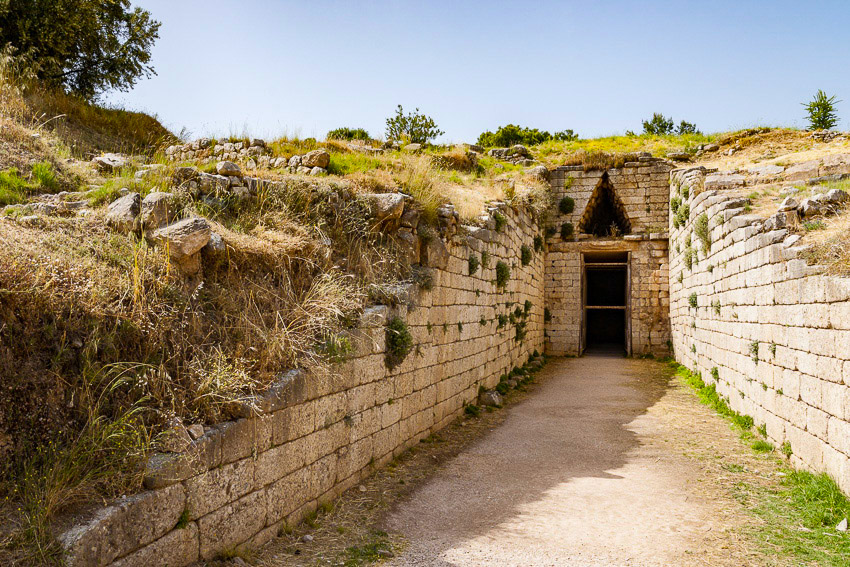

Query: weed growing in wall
left=688, top=293, right=698, bottom=309
left=670, top=195, right=682, bottom=213
left=468, top=254, right=480, bottom=275
left=712, top=299, right=721, bottom=315
left=559, top=196, right=575, bottom=215
left=495, top=261, right=510, bottom=289
left=533, top=235, right=543, bottom=252
left=676, top=202, right=690, bottom=227
left=684, top=248, right=694, bottom=270
left=695, top=213, right=711, bottom=252
left=385, top=316, right=413, bottom=369
left=560, top=222, right=574, bottom=239
left=781, top=441, right=793, bottom=457
left=479, top=317, right=487, bottom=326
left=481, top=251, right=490, bottom=268
left=545, top=226, right=557, bottom=238
left=318, top=333, right=353, bottom=363
left=681, top=185, right=690, bottom=200
left=749, top=341, right=760, bottom=364
left=520, top=245, right=532, bottom=266
left=524, top=300, right=532, bottom=315
left=769, top=342, right=777, bottom=357
left=710, top=367, right=720, bottom=381
left=497, top=314, right=508, bottom=328
left=493, top=212, right=507, bottom=232
left=677, top=272, right=683, bottom=284
left=457, top=322, right=463, bottom=332
left=544, top=307, right=552, bottom=322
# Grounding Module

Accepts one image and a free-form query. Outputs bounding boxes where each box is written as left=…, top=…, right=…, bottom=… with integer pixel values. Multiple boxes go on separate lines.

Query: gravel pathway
left=383, top=352, right=747, bottom=567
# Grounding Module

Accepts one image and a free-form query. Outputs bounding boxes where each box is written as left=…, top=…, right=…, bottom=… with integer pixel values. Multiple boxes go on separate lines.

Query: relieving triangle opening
left=578, top=173, right=631, bottom=237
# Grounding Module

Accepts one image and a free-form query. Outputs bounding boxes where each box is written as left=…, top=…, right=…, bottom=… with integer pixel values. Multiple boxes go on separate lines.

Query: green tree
left=385, top=105, right=444, bottom=144
left=642, top=113, right=675, bottom=135
left=0, top=0, right=160, bottom=100
left=676, top=120, right=700, bottom=135
left=803, top=90, right=840, bottom=130
left=477, top=124, right=578, bottom=147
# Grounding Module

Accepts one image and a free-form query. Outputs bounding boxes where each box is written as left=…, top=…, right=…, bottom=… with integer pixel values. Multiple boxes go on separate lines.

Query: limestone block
left=60, top=484, right=185, bottom=567
left=198, top=490, right=266, bottom=559
left=185, top=458, right=254, bottom=519
left=109, top=523, right=198, bottom=567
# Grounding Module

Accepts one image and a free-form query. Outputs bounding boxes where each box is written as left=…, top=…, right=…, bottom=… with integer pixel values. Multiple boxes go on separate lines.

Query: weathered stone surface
left=92, top=153, right=128, bottom=173
left=60, top=484, right=185, bottom=567
left=799, top=198, right=825, bottom=218
left=704, top=172, right=745, bottom=190
left=109, top=523, right=198, bottom=567
left=301, top=149, right=330, bottom=168
left=140, top=191, right=174, bottom=230
left=420, top=235, right=449, bottom=269
left=402, top=143, right=422, bottom=153
left=151, top=217, right=211, bottom=258
left=784, top=160, right=820, bottom=182
left=478, top=390, right=503, bottom=407
left=397, top=230, right=420, bottom=264
left=360, top=193, right=406, bottom=221
left=106, top=192, right=140, bottom=232
left=186, top=458, right=254, bottom=519
left=198, top=490, right=266, bottom=559
left=778, top=196, right=799, bottom=212
left=216, top=161, right=242, bottom=177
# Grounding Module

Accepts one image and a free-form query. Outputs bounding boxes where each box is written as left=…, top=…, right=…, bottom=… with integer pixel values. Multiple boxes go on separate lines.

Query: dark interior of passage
left=584, top=251, right=627, bottom=350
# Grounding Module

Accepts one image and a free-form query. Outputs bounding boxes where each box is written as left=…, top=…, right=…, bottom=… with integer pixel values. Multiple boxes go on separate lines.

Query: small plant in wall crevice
left=560, top=222, right=574, bottom=239
left=495, top=261, right=510, bottom=289
left=520, top=245, right=532, bottom=266
left=468, top=253, right=480, bottom=275
left=559, top=196, right=575, bottom=215
left=385, top=316, right=414, bottom=369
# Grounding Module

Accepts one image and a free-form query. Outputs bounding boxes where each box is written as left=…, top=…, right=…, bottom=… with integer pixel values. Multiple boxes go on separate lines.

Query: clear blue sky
left=106, top=0, right=850, bottom=143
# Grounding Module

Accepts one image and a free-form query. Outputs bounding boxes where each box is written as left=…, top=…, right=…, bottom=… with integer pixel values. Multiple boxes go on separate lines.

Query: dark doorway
left=583, top=252, right=628, bottom=354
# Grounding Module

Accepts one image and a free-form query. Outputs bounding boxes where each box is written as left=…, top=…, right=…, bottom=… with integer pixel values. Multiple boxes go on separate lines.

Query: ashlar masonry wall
left=59, top=205, right=545, bottom=567
left=544, top=159, right=673, bottom=356
left=669, top=167, right=850, bottom=494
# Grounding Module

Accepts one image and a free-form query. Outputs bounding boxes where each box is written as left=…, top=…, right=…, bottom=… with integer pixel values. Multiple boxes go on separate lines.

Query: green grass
left=326, top=153, right=386, bottom=176
left=341, top=531, right=394, bottom=566
left=0, top=163, right=62, bottom=206
left=674, top=364, right=753, bottom=431
left=676, top=361, right=850, bottom=564
left=743, top=470, right=850, bottom=566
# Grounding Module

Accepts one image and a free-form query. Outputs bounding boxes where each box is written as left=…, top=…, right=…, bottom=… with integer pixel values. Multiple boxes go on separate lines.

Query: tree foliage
left=642, top=113, right=675, bottom=135
left=803, top=90, right=840, bottom=131
left=385, top=105, right=444, bottom=144
left=642, top=113, right=700, bottom=136
left=477, top=124, right=578, bottom=147
left=0, top=0, right=160, bottom=100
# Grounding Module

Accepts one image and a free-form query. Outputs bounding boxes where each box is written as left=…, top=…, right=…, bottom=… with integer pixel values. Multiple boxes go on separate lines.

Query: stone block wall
left=669, top=167, right=850, bottom=494
left=544, top=238, right=670, bottom=356
left=543, top=161, right=673, bottom=356
left=60, top=205, right=545, bottom=567
left=547, top=159, right=673, bottom=234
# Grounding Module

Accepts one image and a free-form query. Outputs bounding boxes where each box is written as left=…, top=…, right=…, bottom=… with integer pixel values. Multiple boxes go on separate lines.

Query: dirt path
left=252, top=354, right=793, bottom=567
left=381, top=352, right=750, bottom=567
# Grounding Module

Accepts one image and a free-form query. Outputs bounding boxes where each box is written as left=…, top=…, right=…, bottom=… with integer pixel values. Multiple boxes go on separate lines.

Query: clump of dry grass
left=431, top=146, right=477, bottom=172
left=559, top=149, right=645, bottom=171
left=801, top=210, right=850, bottom=275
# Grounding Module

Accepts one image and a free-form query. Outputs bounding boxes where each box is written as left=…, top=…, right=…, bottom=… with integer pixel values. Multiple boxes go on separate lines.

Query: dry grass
left=0, top=174, right=408, bottom=557
left=801, top=210, right=850, bottom=275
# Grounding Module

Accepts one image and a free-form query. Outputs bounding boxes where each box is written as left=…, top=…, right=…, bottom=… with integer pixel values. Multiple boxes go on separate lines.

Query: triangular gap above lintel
left=577, top=172, right=631, bottom=237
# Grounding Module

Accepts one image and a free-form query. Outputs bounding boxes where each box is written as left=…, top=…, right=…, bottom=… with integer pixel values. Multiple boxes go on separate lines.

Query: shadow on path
left=382, top=354, right=683, bottom=566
